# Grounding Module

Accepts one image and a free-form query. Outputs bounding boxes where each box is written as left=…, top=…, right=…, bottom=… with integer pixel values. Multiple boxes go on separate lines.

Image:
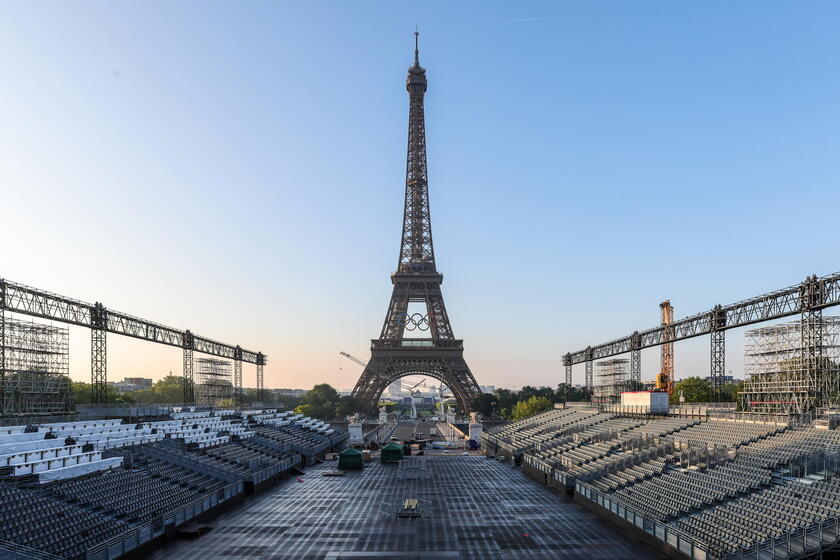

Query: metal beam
left=630, top=331, right=641, bottom=384
left=0, top=291, right=5, bottom=414
left=256, top=352, right=265, bottom=402
left=0, top=278, right=264, bottom=364
left=183, top=349, right=194, bottom=404
left=710, top=331, right=725, bottom=402
left=90, top=303, right=108, bottom=403
left=584, top=347, right=593, bottom=390
left=567, top=272, right=840, bottom=365
left=234, top=346, right=243, bottom=408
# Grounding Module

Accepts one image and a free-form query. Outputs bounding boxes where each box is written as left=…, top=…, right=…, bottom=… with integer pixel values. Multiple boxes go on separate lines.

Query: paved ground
left=392, top=421, right=444, bottom=443
left=149, top=456, right=662, bottom=560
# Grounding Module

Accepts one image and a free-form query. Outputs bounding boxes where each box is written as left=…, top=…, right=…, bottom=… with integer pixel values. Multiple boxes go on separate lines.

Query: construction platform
left=149, top=455, right=661, bottom=560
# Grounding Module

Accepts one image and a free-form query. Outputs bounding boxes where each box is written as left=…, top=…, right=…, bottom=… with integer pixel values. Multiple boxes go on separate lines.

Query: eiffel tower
left=351, top=33, right=482, bottom=413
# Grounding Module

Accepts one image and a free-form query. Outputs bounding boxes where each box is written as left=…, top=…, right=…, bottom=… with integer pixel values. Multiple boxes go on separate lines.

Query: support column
left=563, top=353, right=572, bottom=401
left=90, top=303, right=108, bottom=404
left=234, top=346, right=243, bottom=408
left=710, top=331, right=725, bottom=402
left=710, top=305, right=726, bottom=403
left=182, top=330, right=195, bottom=405
left=584, top=346, right=594, bottom=394
left=801, top=275, right=824, bottom=411
left=630, top=331, right=641, bottom=385
left=0, top=281, right=6, bottom=416
left=256, top=352, right=265, bottom=403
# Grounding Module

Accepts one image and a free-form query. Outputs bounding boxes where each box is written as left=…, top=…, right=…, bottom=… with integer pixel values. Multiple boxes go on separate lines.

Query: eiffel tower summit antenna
left=350, top=33, right=481, bottom=414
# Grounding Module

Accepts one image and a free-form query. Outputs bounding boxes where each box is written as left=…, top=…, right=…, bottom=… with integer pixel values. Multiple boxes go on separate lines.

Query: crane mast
left=656, top=300, right=675, bottom=394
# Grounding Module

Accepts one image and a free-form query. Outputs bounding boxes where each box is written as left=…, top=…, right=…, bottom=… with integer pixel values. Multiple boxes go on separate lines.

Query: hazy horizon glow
left=2, top=2, right=839, bottom=391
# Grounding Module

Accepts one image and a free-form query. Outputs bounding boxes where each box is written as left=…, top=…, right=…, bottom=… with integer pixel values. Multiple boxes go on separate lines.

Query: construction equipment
left=340, top=351, right=367, bottom=368
left=656, top=300, right=675, bottom=394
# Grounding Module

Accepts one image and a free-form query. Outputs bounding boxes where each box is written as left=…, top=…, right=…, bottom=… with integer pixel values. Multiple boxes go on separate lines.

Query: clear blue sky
left=1, top=2, right=838, bottom=390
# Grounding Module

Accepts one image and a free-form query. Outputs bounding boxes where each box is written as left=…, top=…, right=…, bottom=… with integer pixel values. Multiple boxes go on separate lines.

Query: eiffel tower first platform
left=351, top=34, right=482, bottom=413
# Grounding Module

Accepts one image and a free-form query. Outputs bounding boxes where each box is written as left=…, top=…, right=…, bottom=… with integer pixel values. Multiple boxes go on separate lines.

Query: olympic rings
left=400, top=313, right=430, bottom=331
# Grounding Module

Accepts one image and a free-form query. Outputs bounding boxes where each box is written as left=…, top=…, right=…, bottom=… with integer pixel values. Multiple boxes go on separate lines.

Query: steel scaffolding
left=0, top=317, right=71, bottom=416
left=739, top=317, right=840, bottom=415
left=593, top=358, right=632, bottom=404
left=195, top=357, right=233, bottom=407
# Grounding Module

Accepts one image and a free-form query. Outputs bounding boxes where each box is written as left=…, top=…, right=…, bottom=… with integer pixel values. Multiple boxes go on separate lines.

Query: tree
left=493, top=388, right=518, bottom=416
left=335, top=395, right=359, bottom=419
left=294, top=383, right=341, bottom=419
left=671, top=377, right=711, bottom=404
left=511, top=395, right=553, bottom=421
left=471, top=393, right=498, bottom=418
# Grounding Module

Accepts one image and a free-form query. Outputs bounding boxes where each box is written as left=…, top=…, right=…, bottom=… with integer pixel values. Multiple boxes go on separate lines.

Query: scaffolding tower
left=1, top=317, right=71, bottom=416
left=739, top=317, right=840, bottom=415
left=593, top=359, right=633, bottom=404
left=195, top=357, right=233, bottom=407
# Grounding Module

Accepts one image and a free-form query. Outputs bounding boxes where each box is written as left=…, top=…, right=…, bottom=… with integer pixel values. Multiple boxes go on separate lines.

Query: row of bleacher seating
left=612, top=460, right=773, bottom=520
left=674, top=477, right=840, bottom=557
left=47, top=467, right=213, bottom=523
left=0, top=408, right=332, bottom=560
left=666, top=420, right=785, bottom=449
left=0, top=481, right=131, bottom=559
left=504, top=407, right=840, bottom=559
left=734, top=427, right=840, bottom=470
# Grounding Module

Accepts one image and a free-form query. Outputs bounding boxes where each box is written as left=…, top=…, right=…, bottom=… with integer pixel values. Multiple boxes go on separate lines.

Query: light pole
left=490, top=400, right=497, bottom=429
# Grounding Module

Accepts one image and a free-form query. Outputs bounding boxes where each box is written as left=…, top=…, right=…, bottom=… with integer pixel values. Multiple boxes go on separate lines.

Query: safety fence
left=575, top=481, right=710, bottom=560
left=0, top=539, right=63, bottom=560
left=721, top=518, right=840, bottom=559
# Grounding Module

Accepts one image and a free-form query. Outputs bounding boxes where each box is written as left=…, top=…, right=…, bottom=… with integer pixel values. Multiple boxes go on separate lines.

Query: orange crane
left=656, top=300, right=675, bottom=394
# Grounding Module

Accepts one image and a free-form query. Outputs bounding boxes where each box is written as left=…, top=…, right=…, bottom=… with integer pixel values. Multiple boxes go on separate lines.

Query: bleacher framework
left=195, top=357, right=233, bottom=406
left=485, top=404, right=840, bottom=560
left=593, top=359, right=633, bottom=404
left=739, top=317, right=840, bottom=415
left=0, top=317, right=71, bottom=416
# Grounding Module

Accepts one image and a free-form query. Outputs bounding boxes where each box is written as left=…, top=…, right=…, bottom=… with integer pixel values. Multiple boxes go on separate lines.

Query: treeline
left=70, top=375, right=281, bottom=408
left=471, top=378, right=742, bottom=421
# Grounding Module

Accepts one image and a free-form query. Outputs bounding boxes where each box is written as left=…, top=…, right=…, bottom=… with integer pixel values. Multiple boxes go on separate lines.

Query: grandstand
left=0, top=408, right=347, bottom=560
left=486, top=405, right=840, bottom=559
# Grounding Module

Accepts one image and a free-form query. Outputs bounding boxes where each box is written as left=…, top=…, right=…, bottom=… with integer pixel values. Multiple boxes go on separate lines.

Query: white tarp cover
left=14, top=451, right=102, bottom=476
left=38, top=457, right=123, bottom=483
left=0, top=437, right=68, bottom=455
left=39, top=419, right=122, bottom=431
left=0, top=445, right=85, bottom=466
left=0, top=431, right=49, bottom=445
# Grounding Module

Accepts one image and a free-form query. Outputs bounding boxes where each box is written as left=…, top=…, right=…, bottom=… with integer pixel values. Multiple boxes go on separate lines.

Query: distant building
left=704, top=375, right=741, bottom=385
left=123, top=377, right=152, bottom=388
left=272, top=388, right=308, bottom=397
left=479, top=385, right=496, bottom=394
left=109, top=377, right=153, bottom=393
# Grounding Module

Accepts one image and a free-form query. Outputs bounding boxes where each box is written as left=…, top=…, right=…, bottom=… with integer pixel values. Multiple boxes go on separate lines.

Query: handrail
left=0, top=539, right=64, bottom=560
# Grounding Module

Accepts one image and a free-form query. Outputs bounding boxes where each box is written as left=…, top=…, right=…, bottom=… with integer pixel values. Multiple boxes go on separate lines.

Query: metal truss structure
left=0, top=278, right=266, bottom=405
left=195, top=357, right=233, bottom=407
left=592, top=359, right=632, bottom=405
left=565, top=273, right=840, bottom=403
left=739, top=317, right=840, bottom=415
left=0, top=317, right=71, bottom=415
left=351, top=34, right=481, bottom=413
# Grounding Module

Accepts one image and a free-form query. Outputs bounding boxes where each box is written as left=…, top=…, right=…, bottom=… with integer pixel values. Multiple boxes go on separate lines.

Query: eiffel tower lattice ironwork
left=351, top=33, right=481, bottom=413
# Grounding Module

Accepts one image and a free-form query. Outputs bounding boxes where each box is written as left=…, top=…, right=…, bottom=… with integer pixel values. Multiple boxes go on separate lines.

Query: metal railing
left=723, top=517, right=840, bottom=560
left=0, top=539, right=64, bottom=560
left=576, top=481, right=710, bottom=560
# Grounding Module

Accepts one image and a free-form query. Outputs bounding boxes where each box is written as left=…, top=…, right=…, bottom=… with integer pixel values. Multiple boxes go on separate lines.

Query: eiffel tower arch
left=351, top=34, right=481, bottom=414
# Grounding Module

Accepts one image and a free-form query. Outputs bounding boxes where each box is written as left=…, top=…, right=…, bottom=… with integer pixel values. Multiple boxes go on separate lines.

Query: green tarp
left=338, top=447, right=363, bottom=469
left=380, top=442, right=404, bottom=463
